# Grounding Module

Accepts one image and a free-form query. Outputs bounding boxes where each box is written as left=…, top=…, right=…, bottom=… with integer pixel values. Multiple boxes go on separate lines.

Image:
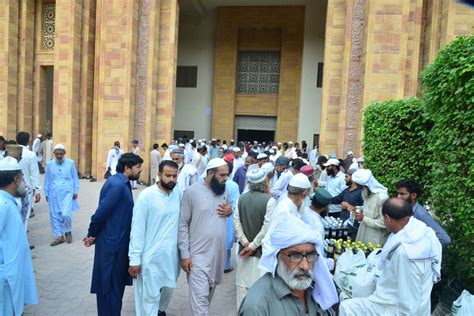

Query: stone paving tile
left=24, top=177, right=238, bottom=316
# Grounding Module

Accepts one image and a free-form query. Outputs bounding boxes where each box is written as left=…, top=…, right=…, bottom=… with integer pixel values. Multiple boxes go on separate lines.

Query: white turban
left=352, top=169, right=387, bottom=193
left=259, top=214, right=339, bottom=310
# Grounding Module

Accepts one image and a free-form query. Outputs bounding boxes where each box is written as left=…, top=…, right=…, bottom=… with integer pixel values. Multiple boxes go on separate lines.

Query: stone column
left=156, top=0, right=179, bottom=146
left=0, top=0, right=19, bottom=138
left=135, top=0, right=162, bottom=183
left=319, top=0, right=347, bottom=155
left=16, top=0, right=35, bottom=134
left=53, top=0, right=84, bottom=163
left=78, top=0, right=96, bottom=175
left=92, top=0, right=139, bottom=177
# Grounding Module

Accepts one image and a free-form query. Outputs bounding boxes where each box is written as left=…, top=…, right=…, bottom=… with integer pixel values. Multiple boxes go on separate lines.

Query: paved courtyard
left=24, top=177, right=237, bottom=316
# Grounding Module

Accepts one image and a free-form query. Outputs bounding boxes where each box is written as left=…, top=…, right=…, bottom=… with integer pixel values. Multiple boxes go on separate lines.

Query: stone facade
left=319, top=0, right=474, bottom=156
left=0, top=0, right=472, bottom=179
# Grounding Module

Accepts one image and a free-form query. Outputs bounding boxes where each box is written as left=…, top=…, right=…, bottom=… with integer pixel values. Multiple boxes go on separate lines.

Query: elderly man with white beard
left=239, top=214, right=338, bottom=315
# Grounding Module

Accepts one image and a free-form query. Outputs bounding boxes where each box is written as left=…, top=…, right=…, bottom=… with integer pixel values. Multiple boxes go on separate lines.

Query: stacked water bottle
left=323, top=216, right=349, bottom=239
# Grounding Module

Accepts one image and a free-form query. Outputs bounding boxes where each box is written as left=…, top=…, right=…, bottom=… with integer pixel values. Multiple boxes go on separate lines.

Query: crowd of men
left=0, top=134, right=452, bottom=315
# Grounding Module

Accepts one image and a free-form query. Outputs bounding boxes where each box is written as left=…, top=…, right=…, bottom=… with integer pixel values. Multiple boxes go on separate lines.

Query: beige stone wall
left=212, top=6, right=305, bottom=142
left=320, top=0, right=474, bottom=157
left=0, top=0, right=19, bottom=138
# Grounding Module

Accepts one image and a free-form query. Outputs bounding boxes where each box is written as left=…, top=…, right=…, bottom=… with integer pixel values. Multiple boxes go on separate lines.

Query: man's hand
left=239, top=246, right=256, bottom=259
left=354, top=211, right=364, bottom=221
left=217, top=203, right=232, bottom=217
left=83, top=236, right=96, bottom=247
left=73, top=194, right=78, bottom=200
left=128, top=265, right=141, bottom=278
left=341, top=202, right=354, bottom=211
left=34, top=193, right=41, bottom=203
left=181, top=258, right=192, bottom=273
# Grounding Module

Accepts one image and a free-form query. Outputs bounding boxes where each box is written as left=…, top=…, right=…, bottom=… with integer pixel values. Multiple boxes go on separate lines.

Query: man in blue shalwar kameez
left=0, top=156, right=37, bottom=315
left=84, top=153, right=143, bottom=316
left=44, top=144, right=80, bottom=246
left=128, top=160, right=181, bottom=316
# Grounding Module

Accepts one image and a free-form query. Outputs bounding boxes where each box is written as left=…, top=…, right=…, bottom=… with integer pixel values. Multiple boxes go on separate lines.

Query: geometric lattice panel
left=42, top=3, right=55, bottom=50
left=236, top=51, right=280, bottom=94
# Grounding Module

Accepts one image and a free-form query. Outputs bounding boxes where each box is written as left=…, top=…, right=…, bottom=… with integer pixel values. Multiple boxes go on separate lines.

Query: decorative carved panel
left=236, top=51, right=280, bottom=94
left=42, top=3, right=55, bottom=50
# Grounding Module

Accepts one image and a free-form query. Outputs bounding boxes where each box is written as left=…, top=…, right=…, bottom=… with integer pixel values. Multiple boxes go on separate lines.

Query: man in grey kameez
left=178, top=158, right=233, bottom=315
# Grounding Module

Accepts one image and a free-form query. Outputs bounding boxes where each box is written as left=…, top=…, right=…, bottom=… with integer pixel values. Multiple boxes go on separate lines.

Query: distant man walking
left=44, top=144, right=80, bottom=246
left=106, top=141, right=124, bottom=176
left=149, top=143, right=161, bottom=184
left=179, top=158, right=233, bottom=315
left=129, top=161, right=180, bottom=316
left=84, top=153, right=143, bottom=316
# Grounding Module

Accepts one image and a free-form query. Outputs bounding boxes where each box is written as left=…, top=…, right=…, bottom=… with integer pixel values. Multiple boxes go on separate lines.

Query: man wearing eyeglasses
left=239, top=214, right=338, bottom=315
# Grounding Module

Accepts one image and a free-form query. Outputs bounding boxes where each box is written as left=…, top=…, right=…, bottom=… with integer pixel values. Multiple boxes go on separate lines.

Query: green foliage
left=362, top=98, right=432, bottom=197
left=421, top=35, right=474, bottom=288
left=362, top=35, right=474, bottom=290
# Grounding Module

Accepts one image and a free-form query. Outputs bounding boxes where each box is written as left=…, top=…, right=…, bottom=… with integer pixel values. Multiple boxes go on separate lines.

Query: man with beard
left=395, top=179, right=451, bottom=246
left=44, top=144, right=80, bottom=246
left=179, top=158, right=233, bottom=315
left=350, top=169, right=389, bottom=245
left=84, top=153, right=143, bottom=316
left=173, top=149, right=198, bottom=196
left=330, top=167, right=363, bottom=239
left=0, top=156, right=38, bottom=315
left=271, top=158, right=306, bottom=203
left=239, top=214, right=338, bottom=315
left=128, top=161, right=180, bottom=316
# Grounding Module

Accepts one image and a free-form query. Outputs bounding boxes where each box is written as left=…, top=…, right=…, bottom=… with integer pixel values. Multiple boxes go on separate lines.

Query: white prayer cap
left=212, top=138, right=217, bottom=141
left=277, top=142, right=282, bottom=145
left=261, top=162, right=274, bottom=175
left=347, top=150, right=354, bottom=156
left=0, top=156, right=21, bottom=171
left=230, top=139, right=234, bottom=142
left=257, top=153, right=268, bottom=160
left=254, top=140, right=258, bottom=144
left=190, top=139, right=194, bottom=143
left=352, top=169, right=387, bottom=193
left=356, top=157, right=364, bottom=162
left=259, top=214, right=339, bottom=310
left=179, top=143, right=185, bottom=147
left=232, top=147, right=241, bottom=152
left=289, top=173, right=311, bottom=189
left=206, top=158, right=227, bottom=172
left=53, top=144, right=66, bottom=151
left=323, top=158, right=340, bottom=167
left=246, top=168, right=266, bottom=184
left=269, top=149, right=275, bottom=154
left=37, top=134, right=42, bottom=138
left=288, top=141, right=293, bottom=144
left=272, top=146, right=278, bottom=150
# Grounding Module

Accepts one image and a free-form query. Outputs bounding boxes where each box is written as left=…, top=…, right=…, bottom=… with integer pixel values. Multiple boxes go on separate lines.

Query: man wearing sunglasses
left=239, top=214, right=338, bottom=315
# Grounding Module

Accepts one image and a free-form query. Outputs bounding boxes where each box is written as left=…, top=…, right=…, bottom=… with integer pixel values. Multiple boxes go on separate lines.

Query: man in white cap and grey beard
left=0, top=156, right=38, bottom=315
left=239, top=214, right=338, bottom=315
left=44, top=144, right=80, bottom=246
left=178, top=158, right=233, bottom=315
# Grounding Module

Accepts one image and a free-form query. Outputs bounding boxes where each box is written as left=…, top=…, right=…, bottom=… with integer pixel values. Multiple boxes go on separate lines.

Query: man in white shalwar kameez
left=129, top=161, right=181, bottom=316
left=178, top=158, right=233, bottom=315
left=340, top=198, right=442, bottom=316
left=350, top=169, right=389, bottom=245
left=106, top=141, right=124, bottom=176
left=41, top=133, right=53, bottom=169
left=44, top=144, right=80, bottom=246
left=149, top=143, right=161, bottom=184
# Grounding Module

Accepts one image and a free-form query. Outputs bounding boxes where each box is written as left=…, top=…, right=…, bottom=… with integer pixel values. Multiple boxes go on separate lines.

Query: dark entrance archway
left=237, top=129, right=275, bottom=144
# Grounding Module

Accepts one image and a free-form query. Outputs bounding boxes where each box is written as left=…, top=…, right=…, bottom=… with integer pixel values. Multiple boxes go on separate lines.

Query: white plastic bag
left=452, top=290, right=474, bottom=315
left=334, top=250, right=377, bottom=298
